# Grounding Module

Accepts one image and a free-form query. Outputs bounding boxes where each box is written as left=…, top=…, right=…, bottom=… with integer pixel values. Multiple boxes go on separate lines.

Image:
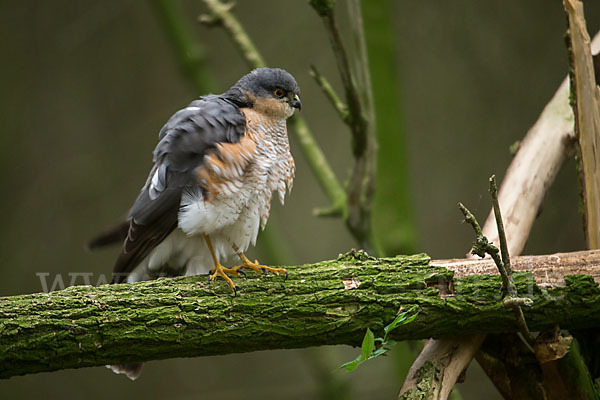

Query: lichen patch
left=342, top=278, right=361, bottom=290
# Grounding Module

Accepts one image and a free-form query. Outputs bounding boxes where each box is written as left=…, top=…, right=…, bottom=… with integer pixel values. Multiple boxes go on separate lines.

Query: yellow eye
left=273, top=88, right=284, bottom=98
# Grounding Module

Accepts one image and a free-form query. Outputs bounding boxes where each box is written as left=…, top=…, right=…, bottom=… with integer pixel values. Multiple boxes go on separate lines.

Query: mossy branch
left=309, top=64, right=350, bottom=124
left=3, top=250, right=600, bottom=379
left=199, top=0, right=266, bottom=69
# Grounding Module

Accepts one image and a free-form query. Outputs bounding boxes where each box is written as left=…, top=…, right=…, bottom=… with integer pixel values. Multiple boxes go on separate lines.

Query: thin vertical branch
left=309, top=0, right=379, bottom=253
left=347, top=0, right=375, bottom=138
left=489, top=175, right=516, bottom=297
left=489, top=176, right=535, bottom=346
left=309, top=65, right=350, bottom=124
left=564, top=0, right=600, bottom=248
left=312, top=3, right=367, bottom=156
left=346, top=0, right=379, bottom=255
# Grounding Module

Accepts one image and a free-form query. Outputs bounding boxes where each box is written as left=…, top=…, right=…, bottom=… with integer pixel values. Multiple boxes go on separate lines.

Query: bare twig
left=345, top=0, right=379, bottom=254
left=457, top=202, right=482, bottom=235
left=460, top=193, right=536, bottom=347
left=458, top=202, right=501, bottom=266
left=309, top=64, right=349, bottom=124
left=199, top=0, right=266, bottom=69
left=345, top=0, right=376, bottom=138
left=309, top=0, right=379, bottom=253
left=489, top=176, right=536, bottom=347
left=489, top=176, right=516, bottom=298
left=310, top=0, right=366, bottom=155
left=489, top=177, right=511, bottom=278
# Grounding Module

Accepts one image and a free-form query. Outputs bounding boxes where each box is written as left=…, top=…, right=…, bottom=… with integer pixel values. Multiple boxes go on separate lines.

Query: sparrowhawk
left=89, top=68, right=301, bottom=379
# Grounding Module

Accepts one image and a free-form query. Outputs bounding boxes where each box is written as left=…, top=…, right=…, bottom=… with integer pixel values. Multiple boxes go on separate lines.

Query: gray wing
left=111, top=96, right=247, bottom=282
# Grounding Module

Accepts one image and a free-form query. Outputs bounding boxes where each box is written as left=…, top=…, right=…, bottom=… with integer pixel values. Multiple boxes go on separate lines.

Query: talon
left=230, top=252, right=288, bottom=280
left=208, top=264, right=238, bottom=293
left=204, top=235, right=238, bottom=294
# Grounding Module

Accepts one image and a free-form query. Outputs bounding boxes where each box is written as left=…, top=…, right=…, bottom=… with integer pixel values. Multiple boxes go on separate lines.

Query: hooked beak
left=291, top=94, right=302, bottom=110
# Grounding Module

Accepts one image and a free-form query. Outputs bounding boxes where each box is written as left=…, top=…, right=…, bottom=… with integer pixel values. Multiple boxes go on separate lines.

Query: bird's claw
left=232, top=258, right=287, bottom=279
left=207, top=264, right=240, bottom=294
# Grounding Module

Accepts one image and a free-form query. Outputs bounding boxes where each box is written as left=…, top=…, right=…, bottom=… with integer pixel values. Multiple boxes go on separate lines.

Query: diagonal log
left=2, top=250, right=600, bottom=380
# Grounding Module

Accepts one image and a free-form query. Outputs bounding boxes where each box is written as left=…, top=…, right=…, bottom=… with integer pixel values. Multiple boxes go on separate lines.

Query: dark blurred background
left=1, top=1, right=599, bottom=399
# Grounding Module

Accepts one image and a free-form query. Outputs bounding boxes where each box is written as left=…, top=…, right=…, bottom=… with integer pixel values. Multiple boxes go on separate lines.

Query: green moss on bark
left=2, top=253, right=600, bottom=379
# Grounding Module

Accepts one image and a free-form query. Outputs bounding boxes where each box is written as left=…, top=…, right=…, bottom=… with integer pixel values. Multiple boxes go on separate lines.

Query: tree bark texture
left=2, top=250, right=600, bottom=380
left=565, top=0, right=600, bottom=248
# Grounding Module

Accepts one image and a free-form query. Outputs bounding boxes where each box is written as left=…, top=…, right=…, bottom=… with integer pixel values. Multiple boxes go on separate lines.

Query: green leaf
left=339, top=354, right=364, bottom=372
left=361, top=328, right=375, bottom=361
left=383, top=311, right=419, bottom=342
left=384, top=312, right=408, bottom=335
left=369, top=347, right=390, bottom=359
left=337, top=313, right=418, bottom=372
left=338, top=328, right=375, bottom=372
left=403, top=312, right=419, bottom=324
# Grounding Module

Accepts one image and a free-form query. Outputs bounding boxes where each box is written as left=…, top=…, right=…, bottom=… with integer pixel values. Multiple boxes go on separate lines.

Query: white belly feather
left=126, top=145, right=293, bottom=284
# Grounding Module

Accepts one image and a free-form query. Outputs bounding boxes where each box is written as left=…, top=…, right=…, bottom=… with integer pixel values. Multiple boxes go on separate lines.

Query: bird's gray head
left=225, top=68, right=302, bottom=118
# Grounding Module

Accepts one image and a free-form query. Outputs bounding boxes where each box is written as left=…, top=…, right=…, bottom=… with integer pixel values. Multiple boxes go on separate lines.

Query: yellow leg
left=231, top=244, right=287, bottom=278
left=204, top=235, right=239, bottom=293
